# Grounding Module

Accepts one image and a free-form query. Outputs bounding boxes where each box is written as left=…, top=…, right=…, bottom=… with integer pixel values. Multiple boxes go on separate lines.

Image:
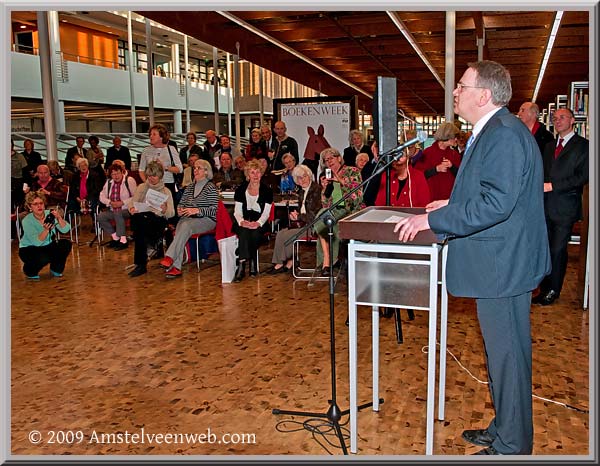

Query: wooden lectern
left=339, top=206, right=449, bottom=455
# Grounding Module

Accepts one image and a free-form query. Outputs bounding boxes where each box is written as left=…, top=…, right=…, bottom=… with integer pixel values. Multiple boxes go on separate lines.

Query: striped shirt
left=178, top=180, right=219, bottom=222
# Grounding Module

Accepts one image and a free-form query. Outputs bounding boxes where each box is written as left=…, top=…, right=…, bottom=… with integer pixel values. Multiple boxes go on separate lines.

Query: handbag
left=217, top=235, right=238, bottom=283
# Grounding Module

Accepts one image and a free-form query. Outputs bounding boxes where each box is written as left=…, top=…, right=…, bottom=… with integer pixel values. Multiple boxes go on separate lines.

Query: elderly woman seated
left=68, top=157, right=105, bottom=221
left=159, top=159, right=219, bottom=278
left=97, top=162, right=138, bottom=251
left=127, top=161, right=175, bottom=277
left=314, top=147, right=364, bottom=276
left=266, top=164, right=321, bottom=274
left=212, top=152, right=244, bottom=191
left=18, top=190, right=72, bottom=279
left=232, top=159, right=273, bottom=282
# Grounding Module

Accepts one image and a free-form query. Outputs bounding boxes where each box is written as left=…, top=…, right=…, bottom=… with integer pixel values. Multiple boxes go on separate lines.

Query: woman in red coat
left=413, top=122, right=461, bottom=201
left=374, top=150, right=430, bottom=207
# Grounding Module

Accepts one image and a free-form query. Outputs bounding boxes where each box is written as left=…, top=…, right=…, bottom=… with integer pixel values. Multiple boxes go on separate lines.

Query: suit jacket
left=428, top=107, right=550, bottom=298
left=542, top=133, right=589, bottom=223
left=105, top=145, right=132, bottom=170
left=533, top=122, right=554, bottom=157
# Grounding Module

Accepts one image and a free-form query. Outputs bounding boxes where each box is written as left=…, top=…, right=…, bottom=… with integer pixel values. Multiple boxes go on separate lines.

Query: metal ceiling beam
left=386, top=11, right=445, bottom=89
left=216, top=11, right=372, bottom=99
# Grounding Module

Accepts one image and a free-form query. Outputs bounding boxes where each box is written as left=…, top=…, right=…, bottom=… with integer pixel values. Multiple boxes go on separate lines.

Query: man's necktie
left=554, top=138, right=564, bottom=159
left=465, top=134, right=475, bottom=153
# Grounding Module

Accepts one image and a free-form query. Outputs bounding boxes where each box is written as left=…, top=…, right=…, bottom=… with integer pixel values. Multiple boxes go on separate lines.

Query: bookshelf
left=569, top=81, right=589, bottom=138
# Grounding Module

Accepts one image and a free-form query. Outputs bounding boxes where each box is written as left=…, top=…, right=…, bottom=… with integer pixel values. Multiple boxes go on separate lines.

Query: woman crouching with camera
left=18, top=190, right=72, bottom=279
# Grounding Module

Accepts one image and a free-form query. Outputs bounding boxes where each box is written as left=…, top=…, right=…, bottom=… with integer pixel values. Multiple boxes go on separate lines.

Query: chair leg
left=196, top=237, right=200, bottom=271
left=407, top=309, right=415, bottom=321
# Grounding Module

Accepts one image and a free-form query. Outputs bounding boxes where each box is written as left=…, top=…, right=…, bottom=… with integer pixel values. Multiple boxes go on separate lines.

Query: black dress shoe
left=462, top=429, right=495, bottom=447
left=379, top=308, right=394, bottom=319
left=233, top=262, right=246, bottom=282
left=472, top=446, right=502, bottom=455
left=113, top=242, right=128, bottom=251
left=107, top=240, right=119, bottom=249
left=539, top=289, right=559, bottom=306
left=320, top=266, right=331, bottom=277
left=128, top=265, right=147, bottom=277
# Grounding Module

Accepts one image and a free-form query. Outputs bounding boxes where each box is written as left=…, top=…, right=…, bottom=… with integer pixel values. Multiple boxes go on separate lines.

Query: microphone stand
left=272, top=142, right=416, bottom=454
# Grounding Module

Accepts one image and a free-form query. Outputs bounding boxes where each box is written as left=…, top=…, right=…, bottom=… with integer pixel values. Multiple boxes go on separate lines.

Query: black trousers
left=541, top=217, right=575, bottom=294
left=19, top=240, right=72, bottom=277
left=232, top=223, right=268, bottom=261
left=130, top=212, right=167, bottom=267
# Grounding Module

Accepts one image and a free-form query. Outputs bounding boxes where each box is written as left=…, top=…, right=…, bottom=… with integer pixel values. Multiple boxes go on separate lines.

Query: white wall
left=11, top=52, right=231, bottom=113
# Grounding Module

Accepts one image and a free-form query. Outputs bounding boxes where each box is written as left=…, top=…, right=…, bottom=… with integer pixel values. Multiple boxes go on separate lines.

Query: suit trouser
left=477, top=292, right=533, bottom=454
left=165, top=217, right=216, bottom=269
left=541, top=217, right=575, bottom=294
left=19, top=240, right=72, bottom=276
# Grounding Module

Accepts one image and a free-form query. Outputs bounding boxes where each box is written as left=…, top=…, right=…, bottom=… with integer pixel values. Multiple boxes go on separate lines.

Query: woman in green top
left=18, top=190, right=72, bottom=279
left=314, top=147, right=365, bottom=276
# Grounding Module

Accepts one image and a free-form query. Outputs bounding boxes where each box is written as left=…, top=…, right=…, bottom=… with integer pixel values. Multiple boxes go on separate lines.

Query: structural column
left=127, top=11, right=137, bottom=133
left=47, top=11, right=65, bottom=133
left=444, top=12, right=456, bottom=123
left=36, top=11, right=58, bottom=161
left=213, top=46, right=220, bottom=134
left=145, top=18, right=155, bottom=126
left=233, top=42, right=241, bottom=154
left=184, top=35, right=191, bottom=133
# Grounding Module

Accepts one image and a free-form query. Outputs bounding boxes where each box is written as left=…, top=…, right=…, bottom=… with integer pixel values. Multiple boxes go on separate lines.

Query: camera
left=325, top=168, right=332, bottom=179
left=44, top=212, right=56, bottom=225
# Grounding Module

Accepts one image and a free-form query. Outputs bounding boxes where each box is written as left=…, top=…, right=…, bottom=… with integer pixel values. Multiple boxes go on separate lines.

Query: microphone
left=379, top=131, right=428, bottom=160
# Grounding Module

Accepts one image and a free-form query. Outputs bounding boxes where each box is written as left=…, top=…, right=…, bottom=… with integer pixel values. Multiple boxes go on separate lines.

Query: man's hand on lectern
left=394, top=214, right=430, bottom=243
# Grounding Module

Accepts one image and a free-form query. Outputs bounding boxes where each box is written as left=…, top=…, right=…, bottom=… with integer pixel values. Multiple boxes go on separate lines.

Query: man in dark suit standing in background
left=394, top=61, right=550, bottom=455
left=105, top=136, right=132, bottom=171
left=517, top=101, right=554, bottom=156
left=533, top=108, right=589, bottom=305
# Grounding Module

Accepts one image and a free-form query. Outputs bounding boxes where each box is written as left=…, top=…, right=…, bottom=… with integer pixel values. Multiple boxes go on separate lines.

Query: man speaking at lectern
left=394, top=61, right=550, bottom=455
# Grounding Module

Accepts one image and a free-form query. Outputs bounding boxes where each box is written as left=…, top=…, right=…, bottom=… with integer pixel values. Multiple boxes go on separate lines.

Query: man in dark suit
left=394, top=61, right=550, bottom=455
left=533, top=108, right=589, bottom=306
left=65, top=136, right=87, bottom=172
left=105, top=136, right=132, bottom=171
left=517, top=101, right=554, bottom=156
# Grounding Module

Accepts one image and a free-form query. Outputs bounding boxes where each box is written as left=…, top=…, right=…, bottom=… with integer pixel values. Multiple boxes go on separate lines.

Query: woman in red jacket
left=374, top=150, right=430, bottom=208
left=413, top=122, right=461, bottom=201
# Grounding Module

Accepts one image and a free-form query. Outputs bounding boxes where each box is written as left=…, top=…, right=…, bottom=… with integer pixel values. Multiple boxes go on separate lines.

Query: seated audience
left=278, top=153, right=297, bottom=194
left=159, top=159, right=219, bottom=278
left=234, top=155, right=247, bottom=172
left=105, top=136, right=132, bottom=171
left=413, top=122, right=461, bottom=201
left=232, top=159, right=273, bottom=282
left=374, top=149, right=430, bottom=207
left=179, top=132, right=203, bottom=167
left=257, top=158, right=280, bottom=194
left=356, top=152, right=380, bottom=207
left=181, top=153, right=200, bottom=189
left=220, top=134, right=241, bottom=158
left=18, top=190, right=71, bottom=279
left=267, top=165, right=321, bottom=274
left=314, top=147, right=364, bottom=276
left=245, top=128, right=268, bottom=161
left=24, top=163, right=67, bottom=209
left=213, top=152, right=244, bottom=191
left=343, top=129, right=374, bottom=167
left=47, top=160, right=64, bottom=182
left=68, top=157, right=105, bottom=222
left=98, top=163, right=138, bottom=251
left=127, top=161, right=175, bottom=277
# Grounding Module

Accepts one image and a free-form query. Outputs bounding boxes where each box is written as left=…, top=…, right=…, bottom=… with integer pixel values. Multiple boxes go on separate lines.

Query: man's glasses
left=455, top=82, right=486, bottom=92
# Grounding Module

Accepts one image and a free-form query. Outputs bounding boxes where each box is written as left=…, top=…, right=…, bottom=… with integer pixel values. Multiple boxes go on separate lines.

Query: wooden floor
left=10, top=220, right=590, bottom=457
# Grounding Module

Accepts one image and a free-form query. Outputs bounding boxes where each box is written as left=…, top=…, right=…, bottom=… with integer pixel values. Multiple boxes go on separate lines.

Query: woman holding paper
left=127, top=161, right=175, bottom=277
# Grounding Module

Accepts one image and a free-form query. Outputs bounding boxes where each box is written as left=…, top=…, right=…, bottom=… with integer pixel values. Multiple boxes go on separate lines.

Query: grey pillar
left=233, top=43, right=241, bottom=154
left=258, top=66, right=264, bottom=126
left=184, top=35, right=191, bottom=133
left=171, top=42, right=179, bottom=80
left=173, top=110, right=182, bottom=133
left=226, top=53, right=232, bottom=134
left=127, top=11, right=137, bottom=133
left=145, top=18, right=155, bottom=126
left=36, top=11, right=58, bottom=161
left=48, top=11, right=65, bottom=133
left=445, top=12, right=456, bottom=122
left=213, top=47, right=220, bottom=133
left=477, top=30, right=485, bottom=61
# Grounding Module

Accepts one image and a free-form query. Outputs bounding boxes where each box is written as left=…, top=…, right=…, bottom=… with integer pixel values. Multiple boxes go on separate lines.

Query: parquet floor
left=10, top=221, right=590, bottom=457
